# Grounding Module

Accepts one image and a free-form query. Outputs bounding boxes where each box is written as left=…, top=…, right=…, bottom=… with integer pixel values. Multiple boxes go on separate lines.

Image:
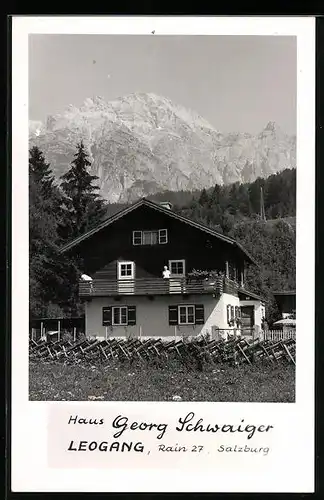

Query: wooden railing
left=79, top=276, right=225, bottom=297
left=223, top=278, right=240, bottom=295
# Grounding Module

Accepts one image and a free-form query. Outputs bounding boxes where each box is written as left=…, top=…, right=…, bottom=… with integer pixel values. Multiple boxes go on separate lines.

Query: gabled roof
left=60, top=198, right=257, bottom=264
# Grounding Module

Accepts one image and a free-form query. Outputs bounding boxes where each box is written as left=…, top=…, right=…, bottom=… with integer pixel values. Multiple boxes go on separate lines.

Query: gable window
left=132, top=229, right=168, bottom=246
left=102, top=306, right=136, bottom=326
left=168, top=304, right=205, bottom=325
left=169, top=259, right=185, bottom=277
left=143, top=230, right=158, bottom=245
left=118, top=261, right=135, bottom=279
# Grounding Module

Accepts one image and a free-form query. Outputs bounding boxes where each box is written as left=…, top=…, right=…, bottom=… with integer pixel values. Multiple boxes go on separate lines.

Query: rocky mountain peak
left=29, top=93, right=296, bottom=203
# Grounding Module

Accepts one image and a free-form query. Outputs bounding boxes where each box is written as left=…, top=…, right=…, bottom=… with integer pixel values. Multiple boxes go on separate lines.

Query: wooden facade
left=63, top=200, right=251, bottom=284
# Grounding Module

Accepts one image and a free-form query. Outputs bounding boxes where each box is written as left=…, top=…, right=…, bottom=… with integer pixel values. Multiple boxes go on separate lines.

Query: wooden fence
left=30, top=317, right=85, bottom=342
left=29, top=336, right=296, bottom=366
left=261, top=330, right=296, bottom=341
left=29, top=326, right=296, bottom=343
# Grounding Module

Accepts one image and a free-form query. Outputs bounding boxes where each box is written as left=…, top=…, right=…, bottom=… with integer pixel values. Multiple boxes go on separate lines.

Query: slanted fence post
left=139, top=326, right=142, bottom=340
left=105, top=327, right=108, bottom=341
left=58, top=320, right=61, bottom=342
left=40, top=321, right=43, bottom=339
left=73, top=327, right=76, bottom=342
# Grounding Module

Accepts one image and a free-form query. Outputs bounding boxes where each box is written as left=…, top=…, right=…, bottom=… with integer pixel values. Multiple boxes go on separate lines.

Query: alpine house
left=60, top=198, right=265, bottom=340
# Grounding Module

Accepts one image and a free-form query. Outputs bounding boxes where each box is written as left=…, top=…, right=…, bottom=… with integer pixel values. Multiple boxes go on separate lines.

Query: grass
left=29, top=359, right=295, bottom=402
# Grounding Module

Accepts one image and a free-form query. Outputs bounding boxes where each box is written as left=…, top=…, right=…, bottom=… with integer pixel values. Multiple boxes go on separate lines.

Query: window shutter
left=133, top=231, right=142, bottom=245
left=231, top=306, right=235, bottom=320
left=102, top=306, right=112, bottom=326
left=159, top=229, right=168, bottom=244
left=127, top=306, right=136, bottom=325
left=235, top=306, right=239, bottom=319
left=195, top=304, right=205, bottom=325
left=226, top=305, right=230, bottom=323
left=169, top=305, right=178, bottom=325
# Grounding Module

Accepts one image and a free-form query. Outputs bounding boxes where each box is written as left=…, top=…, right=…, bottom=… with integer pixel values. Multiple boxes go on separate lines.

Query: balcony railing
left=79, top=276, right=227, bottom=297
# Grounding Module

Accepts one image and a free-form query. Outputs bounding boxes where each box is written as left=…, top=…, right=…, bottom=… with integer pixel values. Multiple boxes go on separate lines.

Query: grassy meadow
left=29, top=360, right=295, bottom=402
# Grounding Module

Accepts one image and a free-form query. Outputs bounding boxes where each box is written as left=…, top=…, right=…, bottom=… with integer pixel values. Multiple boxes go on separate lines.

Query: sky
left=29, top=34, right=296, bottom=135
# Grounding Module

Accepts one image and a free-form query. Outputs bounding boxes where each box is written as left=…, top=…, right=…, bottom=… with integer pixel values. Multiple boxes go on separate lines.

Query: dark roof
left=273, top=291, right=296, bottom=296
left=238, top=288, right=264, bottom=301
left=60, top=198, right=257, bottom=264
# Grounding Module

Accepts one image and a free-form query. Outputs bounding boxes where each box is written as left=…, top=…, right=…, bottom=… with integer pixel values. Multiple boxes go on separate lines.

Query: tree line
left=29, top=143, right=296, bottom=325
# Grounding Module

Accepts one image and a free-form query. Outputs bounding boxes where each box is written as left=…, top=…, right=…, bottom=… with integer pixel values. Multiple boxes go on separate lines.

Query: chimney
left=160, top=201, right=173, bottom=210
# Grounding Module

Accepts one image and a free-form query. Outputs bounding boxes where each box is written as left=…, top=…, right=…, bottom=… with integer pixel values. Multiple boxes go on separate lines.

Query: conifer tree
left=57, top=141, right=107, bottom=315
left=198, top=188, right=209, bottom=206
left=29, top=147, right=63, bottom=317
left=59, top=141, right=106, bottom=241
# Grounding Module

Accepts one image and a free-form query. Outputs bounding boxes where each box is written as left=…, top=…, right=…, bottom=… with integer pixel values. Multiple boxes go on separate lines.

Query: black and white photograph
left=10, top=16, right=315, bottom=494
left=28, top=33, right=297, bottom=403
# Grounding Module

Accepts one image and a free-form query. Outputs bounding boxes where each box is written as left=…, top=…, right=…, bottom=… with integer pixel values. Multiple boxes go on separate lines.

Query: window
left=169, top=304, right=205, bottom=325
left=227, top=304, right=237, bottom=325
left=169, top=259, right=185, bottom=277
left=227, top=304, right=234, bottom=323
left=178, top=305, right=195, bottom=325
left=159, top=229, right=168, bottom=244
left=112, top=306, right=128, bottom=325
left=132, top=229, right=168, bottom=246
left=118, top=261, right=135, bottom=279
left=143, top=230, right=158, bottom=245
left=102, top=306, right=136, bottom=326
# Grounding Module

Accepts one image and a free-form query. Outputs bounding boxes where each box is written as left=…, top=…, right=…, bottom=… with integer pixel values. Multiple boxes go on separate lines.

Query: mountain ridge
left=29, top=92, right=296, bottom=203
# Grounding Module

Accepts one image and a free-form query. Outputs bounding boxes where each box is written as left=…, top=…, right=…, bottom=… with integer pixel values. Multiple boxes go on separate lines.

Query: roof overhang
left=238, top=288, right=264, bottom=302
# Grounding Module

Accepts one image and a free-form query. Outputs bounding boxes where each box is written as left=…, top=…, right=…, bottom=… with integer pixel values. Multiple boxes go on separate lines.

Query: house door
left=240, top=305, right=255, bottom=336
left=117, top=261, right=135, bottom=294
left=168, top=259, right=186, bottom=294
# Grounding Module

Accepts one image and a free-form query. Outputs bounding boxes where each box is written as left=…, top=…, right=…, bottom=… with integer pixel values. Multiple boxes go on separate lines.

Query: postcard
left=11, top=16, right=315, bottom=493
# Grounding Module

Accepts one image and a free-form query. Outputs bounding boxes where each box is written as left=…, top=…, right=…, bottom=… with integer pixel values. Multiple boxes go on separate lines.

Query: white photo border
left=11, top=16, right=315, bottom=493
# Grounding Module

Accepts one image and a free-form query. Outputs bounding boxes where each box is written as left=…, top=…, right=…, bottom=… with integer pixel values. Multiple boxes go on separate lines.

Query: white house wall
left=85, top=292, right=240, bottom=341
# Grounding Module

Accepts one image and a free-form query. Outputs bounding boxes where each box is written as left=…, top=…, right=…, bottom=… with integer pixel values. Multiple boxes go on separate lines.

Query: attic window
left=132, top=229, right=168, bottom=246
left=143, top=230, right=158, bottom=245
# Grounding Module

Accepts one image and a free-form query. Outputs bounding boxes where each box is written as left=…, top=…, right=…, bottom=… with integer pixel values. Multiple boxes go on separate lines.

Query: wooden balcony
left=79, top=276, right=226, bottom=298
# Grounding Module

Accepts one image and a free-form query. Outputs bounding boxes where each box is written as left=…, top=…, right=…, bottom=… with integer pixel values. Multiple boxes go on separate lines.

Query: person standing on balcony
left=81, top=273, right=93, bottom=292
left=162, top=266, right=170, bottom=279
